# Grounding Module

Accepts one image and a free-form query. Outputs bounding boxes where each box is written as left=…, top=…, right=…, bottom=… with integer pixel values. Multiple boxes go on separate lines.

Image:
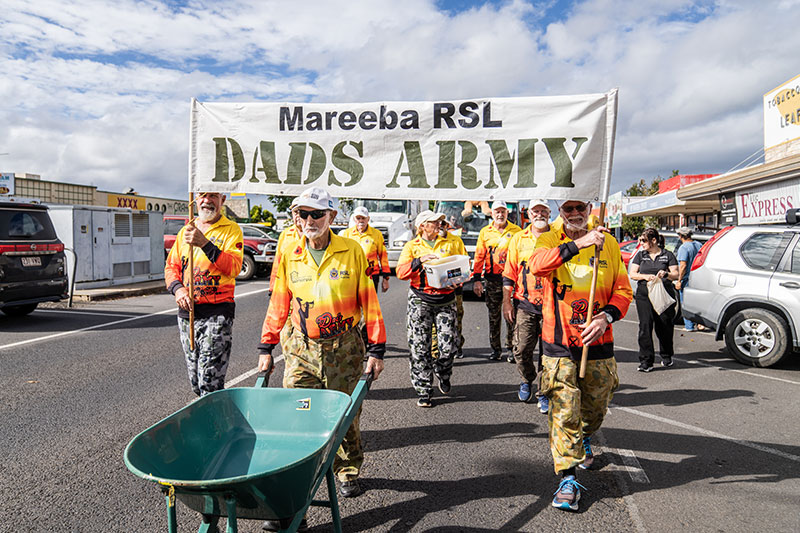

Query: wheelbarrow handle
left=360, top=370, right=374, bottom=389
left=254, top=358, right=275, bottom=388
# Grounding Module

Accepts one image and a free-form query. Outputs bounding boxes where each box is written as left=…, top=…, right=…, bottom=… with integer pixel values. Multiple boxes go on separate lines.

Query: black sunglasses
left=296, top=209, right=327, bottom=220
left=561, top=203, right=587, bottom=213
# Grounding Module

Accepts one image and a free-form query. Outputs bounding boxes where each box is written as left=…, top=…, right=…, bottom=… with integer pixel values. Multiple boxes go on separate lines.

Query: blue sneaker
left=552, top=476, right=585, bottom=511
left=578, top=436, right=594, bottom=470
left=537, top=395, right=549, bottom=414
left=518, top=382, right=532, bottom=402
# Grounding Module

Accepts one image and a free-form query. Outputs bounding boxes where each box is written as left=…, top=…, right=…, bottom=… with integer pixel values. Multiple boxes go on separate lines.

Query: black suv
left=0, top=202, right=68, bottom=316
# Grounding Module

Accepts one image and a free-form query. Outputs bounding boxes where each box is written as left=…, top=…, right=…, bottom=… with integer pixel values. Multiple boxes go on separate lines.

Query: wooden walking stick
left=187, top=192, right=196, bottom=351
left=579, top=202, right=606, bottom=379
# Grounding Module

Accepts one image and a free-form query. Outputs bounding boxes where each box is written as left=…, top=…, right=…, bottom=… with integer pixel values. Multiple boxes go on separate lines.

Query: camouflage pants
left=178, top=315, right=233, bottom=397
left=486, top=278, right=514, bottom=355
left=539, top=356, right=619, bottom=473
left=512, top=308, right=543, bottom=392
left=432, top=293, right=464, bottom=358
left=283, top=327, right=365, bottom=482
left=408, top=292, right=457, bottom=396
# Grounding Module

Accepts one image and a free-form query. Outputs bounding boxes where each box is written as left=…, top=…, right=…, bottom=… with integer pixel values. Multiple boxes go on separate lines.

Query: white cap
left=491, top=200, right=508, bottom=211
left=528, top=198, right=549, bottom=209
left=415, top=210, right=445, bottom=228
left=293, top=186, right=335, bottom=210
left=352, top=206, right=369, bottom=218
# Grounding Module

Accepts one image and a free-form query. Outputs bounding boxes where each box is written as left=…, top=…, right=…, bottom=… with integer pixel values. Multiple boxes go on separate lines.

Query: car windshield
left=620, top=240, right=639, bottom=253
left=435, top=201, right=522, bottom=236
left=357, top=200, right=407, bottom=214
left=0, top=209, right=58, bottom=240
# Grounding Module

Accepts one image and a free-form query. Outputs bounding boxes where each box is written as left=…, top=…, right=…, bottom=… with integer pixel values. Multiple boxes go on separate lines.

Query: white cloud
left=1, top=0, right=800, bottom=199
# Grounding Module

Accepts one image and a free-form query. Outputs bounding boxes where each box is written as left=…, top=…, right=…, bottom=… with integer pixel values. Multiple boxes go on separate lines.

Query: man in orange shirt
left=530, top=200, right=632, bottom=512
left=165, top=192, right=243, bottom=397
left=339, top=206, right=390, bottom=292
left=473, top=200, right=521, bottom=362
left=257, top=187, right=385, bottom=509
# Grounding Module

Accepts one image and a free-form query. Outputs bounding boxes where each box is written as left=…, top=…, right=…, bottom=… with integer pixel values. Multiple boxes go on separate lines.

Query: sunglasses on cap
left=561, top=203, right=588, bottom=213
left=296, top=209, right=327, bottom=220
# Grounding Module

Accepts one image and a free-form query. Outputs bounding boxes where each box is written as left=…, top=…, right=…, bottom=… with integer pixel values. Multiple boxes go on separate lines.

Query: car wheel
left=1, top=303, right=38, bottom=316
left=237, top=254, right=256, bottom=281
left=724, top=308, right=790, bottom=367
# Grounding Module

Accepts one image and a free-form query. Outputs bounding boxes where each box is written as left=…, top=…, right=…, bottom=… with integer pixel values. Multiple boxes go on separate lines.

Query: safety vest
left=339, top=225, right=390, bottom=277
left=473, top=221, right=521, bottom=281
left=502, top=225, right=545, bottom=315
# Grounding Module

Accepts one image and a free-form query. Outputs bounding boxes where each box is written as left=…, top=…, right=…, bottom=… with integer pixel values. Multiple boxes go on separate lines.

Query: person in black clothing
left=629, top=228, right=679, bottom=371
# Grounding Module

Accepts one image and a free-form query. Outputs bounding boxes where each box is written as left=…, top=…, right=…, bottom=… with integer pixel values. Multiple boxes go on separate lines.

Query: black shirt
left=631, top=248, right=677, bottom=298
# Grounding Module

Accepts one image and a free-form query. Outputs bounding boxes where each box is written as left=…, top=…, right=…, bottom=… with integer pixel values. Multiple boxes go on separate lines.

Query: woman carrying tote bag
left=629, top=228, right=679, bottom=372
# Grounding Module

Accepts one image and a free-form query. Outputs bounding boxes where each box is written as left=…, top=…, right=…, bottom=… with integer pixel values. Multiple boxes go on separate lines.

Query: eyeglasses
left=561, top=203, right=587, bottom=213
left=296, top=209, right=327, bottom=220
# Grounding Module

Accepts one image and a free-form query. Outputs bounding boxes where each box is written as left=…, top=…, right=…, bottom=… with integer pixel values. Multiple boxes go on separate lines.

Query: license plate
left=21, top=256, right=42, bottom=267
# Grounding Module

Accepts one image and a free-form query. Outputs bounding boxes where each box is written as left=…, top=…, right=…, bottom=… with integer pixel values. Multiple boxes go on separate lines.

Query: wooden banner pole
left=579, top=202, right=607, bottom=379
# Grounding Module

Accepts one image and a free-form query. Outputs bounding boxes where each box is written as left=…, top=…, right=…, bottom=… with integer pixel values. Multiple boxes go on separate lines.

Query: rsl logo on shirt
left=329, top=268, right=350, bottom=280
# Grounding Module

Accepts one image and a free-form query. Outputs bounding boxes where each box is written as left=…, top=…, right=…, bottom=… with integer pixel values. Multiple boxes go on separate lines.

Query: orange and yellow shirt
left=165, top=215, right=243, bottom=318
left=396, top=232, right=467, bottom=304
left=529, top=218, right=632, bottom=361
left=502, top=225, right=546, bottom=315
left=259, top=232, right=387, bottom=358
left=339, top=225, right=390, bottom=277
left=269, top=224, right=303, bottom=292
left=472, top=221, right=521, bottom=281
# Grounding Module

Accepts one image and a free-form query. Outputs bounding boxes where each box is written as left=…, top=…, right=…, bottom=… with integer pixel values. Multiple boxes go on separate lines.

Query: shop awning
left=625, top=190, right=719, bottom=217
left=676, top=153, right=800, bottom=201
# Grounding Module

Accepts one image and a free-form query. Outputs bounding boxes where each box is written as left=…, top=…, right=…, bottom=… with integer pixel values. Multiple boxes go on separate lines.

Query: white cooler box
left=424, top=255, right=471, bottom=289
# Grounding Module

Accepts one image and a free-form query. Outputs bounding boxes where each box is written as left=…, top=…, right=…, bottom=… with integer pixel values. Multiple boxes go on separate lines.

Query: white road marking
left=34, top=309, right=137, bottom=318
left=684, top=358, right=800, bottom=385
left=612, top=404, right=800, bottom=463
left=616, top=448, right=651, bottom=483
left=226, top=354, right=285, bottom=387
left=0, top=287, right=271, bottom=352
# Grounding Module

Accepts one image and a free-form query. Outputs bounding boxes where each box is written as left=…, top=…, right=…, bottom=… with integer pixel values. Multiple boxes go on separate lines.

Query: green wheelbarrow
left=124, top=369, right=372, bottom=533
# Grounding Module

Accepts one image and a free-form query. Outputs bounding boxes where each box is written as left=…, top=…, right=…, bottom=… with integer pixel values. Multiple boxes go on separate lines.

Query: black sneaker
left=438, top=378, right=451, bottom=394
left=417, top=395, right=432, bottom=408
left=506, top=353, right=515, bottom=363
left=489, top=352, right=502, bottom=361
left=455, top=351, right=464, bottom=359
left=661, top=355, right=674, bottom=367
left=339, top=479, right=362, bottom=498
left=637, top=364, right=653, bottom=373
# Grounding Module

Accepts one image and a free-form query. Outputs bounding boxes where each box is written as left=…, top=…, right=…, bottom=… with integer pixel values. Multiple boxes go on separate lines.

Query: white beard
left=533, top=219, right=548, bottom=230
left=564, top=219, right=588, bottom=232
left=303, top=226, right=327, bottom=239
left=197, top=206, right=218, bottom=222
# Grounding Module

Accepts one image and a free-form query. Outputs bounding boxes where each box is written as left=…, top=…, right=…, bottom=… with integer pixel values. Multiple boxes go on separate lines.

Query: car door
left=767, top=231, right=800, bottom=344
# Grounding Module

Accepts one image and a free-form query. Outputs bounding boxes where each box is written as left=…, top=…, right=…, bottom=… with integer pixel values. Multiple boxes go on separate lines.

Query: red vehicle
left=619, top=239, right=639, bottom=268
left=163, top=216, right=275, bottom=280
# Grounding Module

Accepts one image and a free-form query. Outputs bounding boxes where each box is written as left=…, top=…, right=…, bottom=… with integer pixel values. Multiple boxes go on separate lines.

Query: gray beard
left=197, top=207, right=218, bottom=222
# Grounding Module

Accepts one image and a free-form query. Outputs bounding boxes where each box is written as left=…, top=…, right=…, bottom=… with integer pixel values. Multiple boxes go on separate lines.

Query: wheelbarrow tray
left=124, top=387, right=352, bottom=521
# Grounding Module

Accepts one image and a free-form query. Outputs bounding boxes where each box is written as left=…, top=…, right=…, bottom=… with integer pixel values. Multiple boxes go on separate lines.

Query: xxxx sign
left=108, top=194, right=142, bottom=209
left=189, top=90, right=618, bottom=203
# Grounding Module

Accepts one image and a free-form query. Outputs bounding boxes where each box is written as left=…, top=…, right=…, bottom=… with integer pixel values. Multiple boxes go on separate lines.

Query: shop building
left=677, top=74, right=800, bottom=226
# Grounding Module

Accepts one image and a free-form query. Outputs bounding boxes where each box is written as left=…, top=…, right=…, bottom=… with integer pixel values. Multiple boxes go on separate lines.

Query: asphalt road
left=2, top=279, right=799, bottom=532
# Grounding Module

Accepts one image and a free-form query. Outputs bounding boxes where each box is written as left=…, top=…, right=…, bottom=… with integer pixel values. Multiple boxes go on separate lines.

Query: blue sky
left=1, top=0, right=799, bottom=203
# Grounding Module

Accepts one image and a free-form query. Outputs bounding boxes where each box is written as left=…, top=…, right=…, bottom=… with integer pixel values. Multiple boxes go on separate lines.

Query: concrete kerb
left=71, top=281, right=166, bottom=303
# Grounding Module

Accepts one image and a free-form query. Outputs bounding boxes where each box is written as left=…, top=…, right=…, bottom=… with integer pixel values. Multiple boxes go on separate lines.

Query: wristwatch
left=602, top=311, right=613, bottom=324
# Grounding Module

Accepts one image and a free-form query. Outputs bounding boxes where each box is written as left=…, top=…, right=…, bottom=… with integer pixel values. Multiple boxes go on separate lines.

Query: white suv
left=683, top=216, right=800, bottom=367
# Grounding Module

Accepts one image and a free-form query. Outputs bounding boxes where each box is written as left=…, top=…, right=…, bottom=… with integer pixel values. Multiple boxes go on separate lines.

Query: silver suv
left=683, top=217, right=800, bottom=367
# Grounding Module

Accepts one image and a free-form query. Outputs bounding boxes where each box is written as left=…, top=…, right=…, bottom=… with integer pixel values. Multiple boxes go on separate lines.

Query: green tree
left=621, top=174, right=671, bottom=238
left=249, top=204, right=276, bottom=227
left=267, top=195, right=296, bottom=215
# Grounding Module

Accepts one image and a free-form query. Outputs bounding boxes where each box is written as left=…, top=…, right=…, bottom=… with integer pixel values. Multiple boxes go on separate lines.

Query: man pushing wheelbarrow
left=257, top=186, right=387, bottom=531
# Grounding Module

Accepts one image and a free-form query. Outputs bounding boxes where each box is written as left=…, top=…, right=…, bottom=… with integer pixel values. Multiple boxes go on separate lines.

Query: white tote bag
left=647, top=278, right=676, bottom=315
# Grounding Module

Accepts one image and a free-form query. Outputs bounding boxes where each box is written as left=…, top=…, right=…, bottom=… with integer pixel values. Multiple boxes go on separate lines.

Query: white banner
left=764, top=74, right=800, bottom=150
left=736, top=177, right=800, bottom=224
left=189, top=91, right=618, bottom=203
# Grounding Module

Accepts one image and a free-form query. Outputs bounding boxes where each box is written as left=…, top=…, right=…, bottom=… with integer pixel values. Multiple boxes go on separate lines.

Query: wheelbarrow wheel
left=262, top=517, right=308, bottom=532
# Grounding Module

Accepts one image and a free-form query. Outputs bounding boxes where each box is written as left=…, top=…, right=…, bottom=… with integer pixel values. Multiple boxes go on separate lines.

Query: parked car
left=163, top=217, right=275, bottom=281
left=0, top=202, right=68, bottom=315
left=683, top=215, right=800, bottom=367
left=619, top=239, right=638, bottom=267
